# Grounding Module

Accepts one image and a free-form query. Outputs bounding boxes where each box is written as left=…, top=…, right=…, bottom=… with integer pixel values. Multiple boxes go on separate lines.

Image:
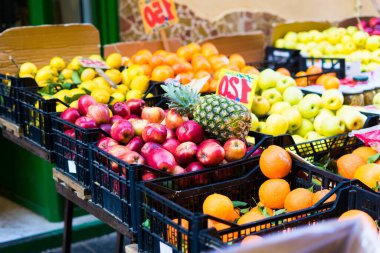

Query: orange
left=167, top=218, right=189, bottom=246
left=178, top=72, right=194, bottom=85
left=192, top=58, right=211, bottom=72
left=165, top=53, right=179, bottom=66
left=250, top=203, right=274, bottom=216
left=208, top=79, right=219, bottom=93
left=201, top=43, right=219, bottom=58
left=151, top=66, right=173, bottom=81
left=153, top=49, right=168, bottom=56
left=295, top=71, right=308, bottom=87
left=276, top=68, right=291, bottom=76
left=149, top=55, right=167, bottom=68
left=172, top=63, right=188, bottom=75
left=139, top=64, right=152, bottom=76
left=187, top=43, right=201, bottom=55
left=352, top=146, right=378, bottom=163
left=240, top=235, right=263, bottom=246
left=136, top=49, right=153, bottom=57
left=209, top=55, right=228, bottom=72
left=259, top=145, right=292, bottom=179
left=306, top=66, right=322, bottom=83
left=177, top=46, right=192, bottom=62
left=203, top=193, right=236, bottom=222
left=241, top=66, right=260, bottom=75
left=259, top=179, right=290, bottom=209
left=338, top=210, right=378, bottom=232
left=224, top=64, right=240, bottom=72
left=312, top=189, right=337, bottom=205
left=323, top=76, right=340, bottom=90
left=284, top=188, right=314, bottom=212
left=315, top=74, right=328, bottom=85
left=131, top=53, right=151, bottom=65
left=237, top=211, right=266, bottom=225
left=337, top=153, right=365, bottom=179
left=354, top=163, right=380, bottom=190
left=229, top=54, right=246, bottom=69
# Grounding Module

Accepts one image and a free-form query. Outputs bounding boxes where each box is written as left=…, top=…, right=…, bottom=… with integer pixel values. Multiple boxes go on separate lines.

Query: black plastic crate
left=52, top=114, right=100, bottom=188
left=263, top=46, right=301, bottom=74
left=0, top=74, right=21, bottom=124
left=299, top=57, right=346, bottom=79
left=199, top=182, right=379, bottom=250
left=136, top=155, right=346, bottom=253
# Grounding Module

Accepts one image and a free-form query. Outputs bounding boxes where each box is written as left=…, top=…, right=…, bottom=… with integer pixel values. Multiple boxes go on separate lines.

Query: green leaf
left=312, top=178, right=321, bottom=186
left=61, top=83, right=72, bottom=90
left=72, top=71, right=81, bottom=84
left=142, top=219, right=150, bottom=229
left=227, top=242, right=233, bottom=245
left=274, top=209, right=286, bottom=216
left=240, top=208, right=250, bottom=214
left=232, top=201, right=248, bottom=208
left=81, top=87, right=91, bottom=95
left=262, top=208, right=271, bottom=218
left=368, top=153, right=380, bottom=164
left=308, top=185, right=314, bottom=192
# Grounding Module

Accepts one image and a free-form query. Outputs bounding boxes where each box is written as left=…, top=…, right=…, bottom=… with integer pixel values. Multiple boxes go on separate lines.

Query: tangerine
left=165, top=53, right=179, bottom=66
left=192, top=58, right=211, bottom=72
left=284, top=188, right=314, bottom=212
left=139, top=64, right=152, bottom=76
left=208, top=79, right=219, bottom=93
left=306, top=65, right=323, bottom=82
left=172, top=63, right=188, bottom=75
left=149, top=55, right=167, bottom=68
left=131, top=53, right=150, bottom=65
left=276, top=68, right=291, bottom=76
left=153, top=49, right=168, bottom=56
left=177, top=46, right=192, bottom=62
left=337, top=153, right=365, bottom=179
left=354, top=163, right=380, bottom=190
left=136, top=49, right=153, bottom=57
left=229, top=54, right=246, bottom=69
left=241, top=66, right=260, bottom=75
left=338, top=210, right=378, bottom=232
left=201, top=43, right=219, bottom=58
left=151, top=66, right=173, bottom=81
left=315, top=74, right=328, bottom=85
left=203, top=193, right=236, bottom=222
left=312, top=189, right=337, bottom=205
left=323, top=76, right=340, bottom=90
left=295, top=71, right=308, bottom=87
left=187, top=43, right=201, bottom=55
left=352, top=146, right=378, bottom=163
left=259, top=145, right=292, bottom=179
left=240, top=235, right=263, bottom=246
left=259, top=179, right=290, bottom=209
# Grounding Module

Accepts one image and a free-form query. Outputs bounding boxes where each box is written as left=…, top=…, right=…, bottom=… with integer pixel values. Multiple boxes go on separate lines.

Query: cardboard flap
left=200, top=32, right=265, bottom=64
left=0, top=24, right=100, bottom=74
left=271, top=21, right=331, bottom=44
left=104, top=38, right=183, bottom=57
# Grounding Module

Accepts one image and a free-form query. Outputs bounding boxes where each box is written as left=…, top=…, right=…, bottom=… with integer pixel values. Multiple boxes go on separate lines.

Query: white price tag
left=346, top=61, right=361, bottom=77
left=159, top=241, right=173, bottom=253
left=68, top=160, right=77, bottom=174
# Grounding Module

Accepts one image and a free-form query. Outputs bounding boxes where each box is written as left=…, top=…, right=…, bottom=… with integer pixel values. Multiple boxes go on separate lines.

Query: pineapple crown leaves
left=161, top=83, right=200, bottom=115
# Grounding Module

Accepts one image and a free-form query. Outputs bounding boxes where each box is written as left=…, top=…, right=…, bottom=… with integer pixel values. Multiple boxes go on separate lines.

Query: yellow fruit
left=145, top=93, right=154, bottom=98
left=89, top=55, right=103, bottom=61
left=50, top=57, right=66, bottom=71
left=105, top=53, right=122, bottom=69
left=67, top=57, right=82, bottom=71
left=115, top=84, right=129, bottom=94
left=126, top=90, right=143, bottom=100
left=105, top=69, right=122, bottom=84
left=61, top=69, right=73, bottom=79
left=91, top=89, right=110, bottom=103
left=53, top=90, right=72, bottom=103
left=81, top=68, right=96, bottom=81
left=110, top=92, right=125, bottom=105
left=79, top=80, right=98, bottom=93
left=108, top=108, right=113, bottom=117
left=19, top=62, right=38, bottom=77
left=35, top=68, right=54, bottom=87
left=128, top=65, right=144, bottom=80
left=56, top=103, right=68, bottom=112
left=41, top=65, right=58, bottom=76
left=70, top=88, right=86, bottom=101
left=130, top=75, right=150, bottom=93
left=70, top=100, right=79, bottom=108
left=121, top=69, right=132, bottom=86
left=95, top=81, right=112, bottom=95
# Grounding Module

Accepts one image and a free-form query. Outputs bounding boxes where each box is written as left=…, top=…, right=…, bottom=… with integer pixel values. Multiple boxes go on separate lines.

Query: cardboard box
left=338, top=16, right=375, bottom=27
left=0, top=24, right=100, bottom=75
left=271, top=21, right=331, bottom=44
left=103, top=38, right=182, bottom=57
left=200, top=32, right=265, bottom=64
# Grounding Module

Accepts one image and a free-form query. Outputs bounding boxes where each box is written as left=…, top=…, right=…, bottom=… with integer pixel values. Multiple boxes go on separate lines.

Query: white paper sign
left=159, top=241, right=173, bottom=253
left=68, top=160, right=77, bottom=174
left=346, top=61, right=361, bottom=77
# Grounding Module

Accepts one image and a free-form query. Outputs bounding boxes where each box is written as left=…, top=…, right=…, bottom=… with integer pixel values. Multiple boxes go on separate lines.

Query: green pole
left=28, top=0, right=53, bottom=25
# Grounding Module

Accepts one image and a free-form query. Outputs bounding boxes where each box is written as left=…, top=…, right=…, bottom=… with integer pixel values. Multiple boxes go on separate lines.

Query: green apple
left=284, top=40, right=297, bottom=49
left=295, top=43, right=308, bottom=51
left=334, top=43, right=344, bottom=55
left=373, top=92, right=380, bottom=105
left=371, top=49, right=380, bottom=63
left=250, top=113, right=259, bottom=126
left=365, top=35, right=380, bottom=51
left=321, top=89, right=344, bottom=111
left=251, top=96, right=270, bottom=117
left=281, top=108, right=302, bottom=133
left=269, top=101, right=291, bottom=115
left=305, top=131, right=325, bottom=141
left=342, top=41, right=357, bottom=54
left=337, top=27, right=347, bottom=37
left=276, top=76, right=296, bottom=94
left=275, top=38, right=286, bottom=48
left=353, top=31, right=369, bottom=47
left=284, top=32, right=298, bottom=43
left=304, top=93, right=322, bottom=107
left=265, top=114, right=288, bottom=136
left=319, top=108, right=335, bottom=117
left=283, top=86, right=304, bottom=105
left=306, top=42, right=318, bottom=50
left=361, top=50, right=372, bottom=64
left=327, top=30, right=341, bottom=45
left=338, top=110, right=365, bottom=130
left=323, top=43, right=335, bottom=55
left=251, top=121, right=267, bottom=133
left=319, top=115, right=346, bottom=137
left=298, top=32, right=312, bottom=43
left=341, top=35, right=353, bottom=44
left=258, top=69, right=281, bottom=90
left=309, top=30, right=325, bottom=42
left=297, top=98, right=320, bottom=119
left=349, top=50, right=364, bottom=62
left=346, top=26, right=358, bottom=35
left=336, top=105, right=355, bottom=117
left=294, top=118, right=314, bottom=138
left=292, top=135, right=306, bottom=144
left=262, top=88, right=282, bottom=105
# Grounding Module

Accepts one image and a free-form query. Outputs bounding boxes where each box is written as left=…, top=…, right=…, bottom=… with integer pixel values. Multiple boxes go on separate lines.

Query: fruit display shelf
left=199, top=182, right=379, bottom=250
left=136, top=155, right=346, bottom=253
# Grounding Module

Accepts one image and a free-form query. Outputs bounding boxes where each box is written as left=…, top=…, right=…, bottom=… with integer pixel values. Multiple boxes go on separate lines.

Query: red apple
left=141, top=142, right=161, bottom=159
left=175, top=141, right=198, bottom=166
left=198, top=139, right=221, bottom=149
left=111, top=119, right=135, bottom=144
left=60, top=108, right=80, bottom=124
left=223, top=138, right=247, bottom=162
left=128, top=114, right=140, bottom=119
left=247, top=147, right=263, bottom=157
left=86, top=104, right=110, bottom=125
left=141, top=106, right=165, bottom=123
left=107, top=145, right=130, bottom=172
left=146, top=147, right=177, bottom=172
left=128, top=118, right=148, bottom=136
left=120, top=150, right=145, bottom=165
left=172, top=165, right=186, bottom=175
left=78, top=95, right=97, bottom=115
left=162, top=139, right=181, bottom=155
left=142, top=123, right=167, bottom=144
left=97, top=137, right=118, bottom=151
left=112, top=102, right=130, bottom=118
left=126, top=99, right=145, bottom=116
left=126, top=136, right=144, bottom=153
left=110, top=115, right=124, bottom=125
left=176, top=120, right=204, bottom=144
left=99, top=123, right=111, bottom=135
left=166, top=128, right=176, bottom=139
left=142, top=172, right=157, bottom=181
left=75, top=116, right=97, bottom=129
left=64, top=128, right=76, bottom=138
left=196, top=142, right=225, bottom=166
left=186, top=161, right=207, bottom=185
left=165, top=109, right=184, bottom=130
left=369, top=17, right=380, bottom=28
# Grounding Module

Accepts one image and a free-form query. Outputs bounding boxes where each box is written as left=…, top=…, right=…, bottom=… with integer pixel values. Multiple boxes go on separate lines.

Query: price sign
left=79, top=58, right=110, bottom=69
left=139, top=0, right=178, bottom=34
left=216, top=69, right=257, bottom=109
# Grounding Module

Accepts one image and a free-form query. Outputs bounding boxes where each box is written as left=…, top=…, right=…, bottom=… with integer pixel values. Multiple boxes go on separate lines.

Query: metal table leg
left=62, top=199, right=74, bottom=253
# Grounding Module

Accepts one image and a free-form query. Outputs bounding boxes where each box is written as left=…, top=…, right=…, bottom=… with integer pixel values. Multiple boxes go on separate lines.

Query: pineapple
left=162, top=83, right=251, bottom=141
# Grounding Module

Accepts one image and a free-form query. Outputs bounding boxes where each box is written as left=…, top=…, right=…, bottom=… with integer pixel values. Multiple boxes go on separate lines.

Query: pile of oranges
left=294, top=65, right=340, bottom=90
left=124, top=42, right=260, bottom=93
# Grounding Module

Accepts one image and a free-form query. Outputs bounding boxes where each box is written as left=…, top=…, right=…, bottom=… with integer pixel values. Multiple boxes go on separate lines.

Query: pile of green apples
left=250, top=69, right=369, bottom=143
left=274, top=26, right=380, bottom=72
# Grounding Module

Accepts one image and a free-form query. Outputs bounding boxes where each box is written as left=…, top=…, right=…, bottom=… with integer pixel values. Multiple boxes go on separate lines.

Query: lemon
left=128, top=65, right=144, bottom=79
left=105, top=69, right=122, bottom=84
left=67, top=59, right=81, bottom=70
left=115, top=84, right=129, bottom=94
left=70, top=100, right=79, bottom=108
left=96, top=81, right=112, bottom=95
left=42, top=94, right=53, bottom=100
left=19, top=62, right=38, bottom=77
left=121, top=68, right=132, bottom=86
left=56, top=103, right=68, bottom=112
left=93, top=76, right=109, bottom=88
left=105, top=53, right=122, bottom=69
left=108, top=108, right=113, bottom=117
left=91, top=89, right=110, bottom=103
left=41, top=65, right=58, bottom=76
left=81, top=68, right=96, bottom=81
left=145, top=93, right=154, bottom=98
left=126, top=90, right=143, bottom=100
left=61, top=68, right=73, bottom=79
left=70, top=88, right=86, bottom=101
left=89, top=54, right=103, bottom=61
left=35, top=68, right=54, bottom=87
left=110, top=92, right=125, bottom=105
left=53, top=89, right=71, bottom=103
left=63, top=79, right=74, bottom=84
left=79, top=80, right=97, bottom=93
left=50, top=57, right=66, bottom=71
left=130, top=75, right=149, bottom=93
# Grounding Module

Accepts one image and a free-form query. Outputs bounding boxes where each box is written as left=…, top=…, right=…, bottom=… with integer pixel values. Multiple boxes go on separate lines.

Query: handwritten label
left=79, top=58, right=110, bottom=69
left=68, top=160, right=77, bottom=174
left=139, top=0, right=178, bottom=34
left=216, top=68, right=256, bottom=109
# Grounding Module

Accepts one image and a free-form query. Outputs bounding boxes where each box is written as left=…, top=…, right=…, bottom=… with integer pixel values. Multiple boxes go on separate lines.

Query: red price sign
left=216, top=69, right=257, bottom=109
left=79, top=58, right=110, bottom=69
left=139, top=0, right=178, bottom=34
